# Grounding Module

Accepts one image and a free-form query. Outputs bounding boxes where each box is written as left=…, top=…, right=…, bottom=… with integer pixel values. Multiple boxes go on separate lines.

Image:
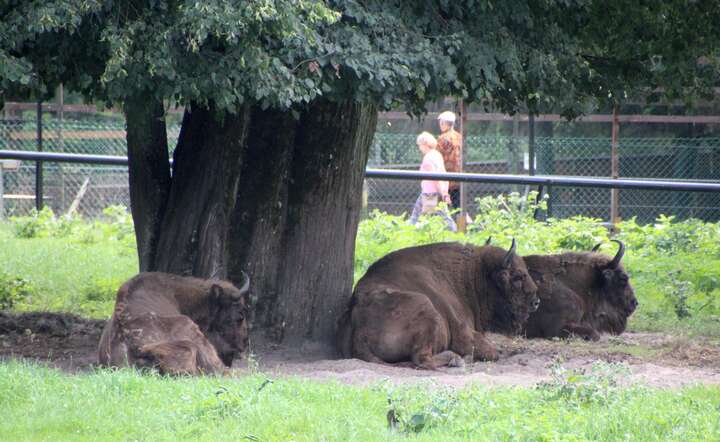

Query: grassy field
left=1, top=201, right=719, bottom=440
left=1, top=361, right=719, bottom=442
left=2, top=196, right=720, bottom=335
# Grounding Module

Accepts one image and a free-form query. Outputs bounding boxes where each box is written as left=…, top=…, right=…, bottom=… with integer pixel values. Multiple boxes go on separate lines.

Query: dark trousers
left=449, top=187, right=461, bottom=210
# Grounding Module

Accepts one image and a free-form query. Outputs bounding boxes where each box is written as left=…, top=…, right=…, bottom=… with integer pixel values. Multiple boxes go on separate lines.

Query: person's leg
left=409, top=193, right=423, bottom=224
left=433, top=206, right=457, bottom=232
left=449, top=187, right=460, bottom=210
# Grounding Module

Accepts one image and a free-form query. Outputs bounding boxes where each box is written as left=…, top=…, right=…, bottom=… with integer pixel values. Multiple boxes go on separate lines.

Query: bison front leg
left=137, top=339, right=226, bottom=375
left=470, top=330, right=499, bottom=362
left=560, top=323, right=601, bottom=341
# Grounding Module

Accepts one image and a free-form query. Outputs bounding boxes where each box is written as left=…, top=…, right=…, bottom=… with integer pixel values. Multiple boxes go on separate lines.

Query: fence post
left=535, top=118, right=554, bottom=219
left=610, top=105, right=620, bottom=225
left=0, top=166, right=4, bottom=219
left=36, top=100, right=44, bottom=211
left=457, top=99, right=467, bottom=232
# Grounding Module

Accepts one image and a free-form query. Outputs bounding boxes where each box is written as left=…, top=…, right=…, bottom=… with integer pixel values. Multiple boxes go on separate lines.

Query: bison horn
left=234, top=271, right=250, bottom=298
left=485, top=236, right=492, bottom=246
left=608, top=239, right=625, bottom=269
left=591, top=243, right=602, bottom=252
left=503, top=238, right=517, bottom=269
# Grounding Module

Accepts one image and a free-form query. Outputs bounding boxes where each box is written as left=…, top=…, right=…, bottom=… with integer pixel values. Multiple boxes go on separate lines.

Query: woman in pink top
left=409, top=132, right=457, bottom=232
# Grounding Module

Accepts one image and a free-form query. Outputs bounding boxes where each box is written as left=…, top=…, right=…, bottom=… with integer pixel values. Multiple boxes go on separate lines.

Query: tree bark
left=126, top=97, right=377, bottom=347
left=153, top=103, right=251, bottom=278
left=229, top=99, right=378, bottom=346
left=124, top=97, right=171, bottom=272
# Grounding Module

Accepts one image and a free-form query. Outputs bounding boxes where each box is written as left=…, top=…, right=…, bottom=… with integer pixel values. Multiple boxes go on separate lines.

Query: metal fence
left=1, top=118, right=719, bottom=222
left=368, top=132, right=720, bottom=222
left=0, top=119, right=179, bottom=217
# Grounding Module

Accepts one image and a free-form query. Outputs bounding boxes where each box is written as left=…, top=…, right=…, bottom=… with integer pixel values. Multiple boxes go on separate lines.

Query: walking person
left=436, top=111, right=463, bottom=210
left=409, top=132, right=457, bottom=232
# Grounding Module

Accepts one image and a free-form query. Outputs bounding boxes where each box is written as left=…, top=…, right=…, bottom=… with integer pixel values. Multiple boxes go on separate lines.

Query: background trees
left=2, top=0, right=718, bottom=346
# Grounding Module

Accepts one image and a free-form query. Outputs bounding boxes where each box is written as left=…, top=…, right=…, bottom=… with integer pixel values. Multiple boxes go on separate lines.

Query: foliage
left=9, top=205, right=135, bottom=252
left=0, top=272, right=34, bottom=310
left=4, top=1, right=719, bottom=115
left=1, top=361, right=719, bottom=441
left=537, top=361, right=630, bottom=406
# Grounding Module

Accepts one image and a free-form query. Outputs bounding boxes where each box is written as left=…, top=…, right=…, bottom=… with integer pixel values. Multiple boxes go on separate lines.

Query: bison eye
left=512, top=275, right=525, bottom=282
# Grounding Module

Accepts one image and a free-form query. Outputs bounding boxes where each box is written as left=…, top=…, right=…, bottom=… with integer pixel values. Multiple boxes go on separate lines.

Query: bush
left=0, top=273, right=35, bottom=310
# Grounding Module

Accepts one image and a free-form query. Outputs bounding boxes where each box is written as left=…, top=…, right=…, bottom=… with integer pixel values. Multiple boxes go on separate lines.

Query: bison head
left=489, top=239, right=540, bottom=332
left=206, top=272, right=250, bottom=367
left=591, top=240, right=638, bottom=318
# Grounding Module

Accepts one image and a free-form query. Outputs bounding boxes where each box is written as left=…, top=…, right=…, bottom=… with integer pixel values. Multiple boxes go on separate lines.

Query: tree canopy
left=4, top=1, right=717, bottom=115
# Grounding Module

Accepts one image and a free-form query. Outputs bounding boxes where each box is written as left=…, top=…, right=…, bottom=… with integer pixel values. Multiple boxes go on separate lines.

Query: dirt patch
left=1, top=312, right=719, bottom=388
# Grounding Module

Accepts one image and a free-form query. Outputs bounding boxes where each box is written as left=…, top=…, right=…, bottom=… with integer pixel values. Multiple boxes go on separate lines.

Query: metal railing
left=1, top=149, right=718, bottom=222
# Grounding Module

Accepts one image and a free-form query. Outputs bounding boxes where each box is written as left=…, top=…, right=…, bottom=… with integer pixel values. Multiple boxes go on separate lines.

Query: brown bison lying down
left=98, top=272, right=249, bottom=375
left=337, top=241, right=539, bottom=369
left=523, top=240, right=638, bottom=341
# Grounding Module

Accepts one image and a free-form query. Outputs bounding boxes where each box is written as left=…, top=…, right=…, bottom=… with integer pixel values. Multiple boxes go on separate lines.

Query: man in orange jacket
left=436, top=111, right=462, bottom=210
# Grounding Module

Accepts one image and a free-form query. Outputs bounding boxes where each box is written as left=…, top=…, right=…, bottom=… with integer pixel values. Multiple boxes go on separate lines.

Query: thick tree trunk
left=124, top=97, right=171, bottom=272
left=126, top=97, right=377, bottom=348
left=229, top=99, right=378, bottom=346
left=153, top=103, right=251, bottom=278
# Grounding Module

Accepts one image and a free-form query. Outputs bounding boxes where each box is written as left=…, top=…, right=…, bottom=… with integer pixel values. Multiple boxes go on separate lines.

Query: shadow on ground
left=1, top=311, right=719, bottom=388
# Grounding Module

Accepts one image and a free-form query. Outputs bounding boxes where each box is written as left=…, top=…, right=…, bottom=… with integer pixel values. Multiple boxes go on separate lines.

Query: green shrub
left=0, top=273, right=35, bottom=310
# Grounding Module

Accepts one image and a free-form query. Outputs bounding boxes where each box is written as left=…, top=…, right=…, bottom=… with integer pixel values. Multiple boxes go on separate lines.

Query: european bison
left=337, top=240, right=539, bottom=369
left=523, top=240, right=638, bottom=340
left=98, top=272, right=250, bottom=375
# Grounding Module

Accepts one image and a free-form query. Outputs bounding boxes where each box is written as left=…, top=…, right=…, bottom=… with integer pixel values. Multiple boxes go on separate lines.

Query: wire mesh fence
left=1, top=117, right=719, bottom=222
left=367, top=132, right=720, bottom=223
left=0, top=119, right=180, bottom=218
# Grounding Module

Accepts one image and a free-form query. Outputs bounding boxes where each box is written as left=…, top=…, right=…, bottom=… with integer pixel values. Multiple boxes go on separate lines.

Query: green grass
left=0, top=223, right=137, bottom=317
left=0, top=361, right=718, bottom=441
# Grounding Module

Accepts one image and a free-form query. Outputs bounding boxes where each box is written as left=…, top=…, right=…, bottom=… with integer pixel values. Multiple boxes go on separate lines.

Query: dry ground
left=1, top=311, right=719, bottom=388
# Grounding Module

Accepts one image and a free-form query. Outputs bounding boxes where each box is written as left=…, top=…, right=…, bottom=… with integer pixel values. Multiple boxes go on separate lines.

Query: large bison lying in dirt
left=98, top=272, right=250, bottom=375
left=337, top=241, right=539, bottom=369
left=523, top=240, right=638, bottom=340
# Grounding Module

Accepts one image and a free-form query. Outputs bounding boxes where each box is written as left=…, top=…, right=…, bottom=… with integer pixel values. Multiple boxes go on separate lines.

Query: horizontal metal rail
left=1, top=149, right=720, bottom=193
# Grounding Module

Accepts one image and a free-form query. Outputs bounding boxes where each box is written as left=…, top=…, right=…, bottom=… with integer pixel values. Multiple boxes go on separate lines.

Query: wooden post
left=58, top=84, right=66, bottom=210
left=457, top=99, right=467, bottom=232
left=610, top=104, right=620, bottom=225
left=35, top=100, right=43, bottom=211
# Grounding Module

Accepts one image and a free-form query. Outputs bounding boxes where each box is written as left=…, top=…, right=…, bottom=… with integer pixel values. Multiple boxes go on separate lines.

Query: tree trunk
left=229, top=99, right=378, bottom=346
left=124, top=97, right=171, bottom=272
left=125, top=98, right=377, bottom=348
left=153, top=103, right=251, bottom=278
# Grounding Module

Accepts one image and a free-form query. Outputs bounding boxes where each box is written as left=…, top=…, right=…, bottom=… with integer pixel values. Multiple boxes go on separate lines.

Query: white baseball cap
left=437, top=111, right=456, bottom=123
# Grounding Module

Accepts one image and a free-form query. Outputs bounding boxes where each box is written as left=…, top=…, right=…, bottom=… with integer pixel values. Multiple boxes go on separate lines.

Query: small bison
left=337, top=241, right=539, bottom=369
left=523, top=240, right=638, bottom=341
left=98, top=272, right=250, bottom=375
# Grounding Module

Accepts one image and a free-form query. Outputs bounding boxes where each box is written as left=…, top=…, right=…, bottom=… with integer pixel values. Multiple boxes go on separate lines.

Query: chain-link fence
left=1, top=117, right=719, bottom=222
left=368, top=133, right=720, bottom=223
left=0, top=119, right=180, bottom=218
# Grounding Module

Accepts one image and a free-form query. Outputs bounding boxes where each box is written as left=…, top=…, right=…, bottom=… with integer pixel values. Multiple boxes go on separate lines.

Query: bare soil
left=2, top=311, right=719, bottom=388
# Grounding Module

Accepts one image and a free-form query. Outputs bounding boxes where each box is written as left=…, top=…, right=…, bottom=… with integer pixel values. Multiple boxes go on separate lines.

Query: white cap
left=437, top=111, right=456, bottom=123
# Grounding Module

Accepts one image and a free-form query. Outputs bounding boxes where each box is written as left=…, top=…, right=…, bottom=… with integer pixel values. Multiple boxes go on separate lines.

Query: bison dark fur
left=337, top=241, right=539, bottom=369
left=523, top=241, right=637, bottom=341
left=98, top=272, right=250, bottom=375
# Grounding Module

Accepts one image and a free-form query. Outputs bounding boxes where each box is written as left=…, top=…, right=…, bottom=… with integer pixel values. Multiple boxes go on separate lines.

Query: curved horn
left=608, top=239, right=625, bottom=269
left=485, top=236, right=492, bottom=246
left=234, top=271, right=250, bottom=298
left=502, top=238, right=517, bottom=269
left=591, top=243, right=602, bottom=253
